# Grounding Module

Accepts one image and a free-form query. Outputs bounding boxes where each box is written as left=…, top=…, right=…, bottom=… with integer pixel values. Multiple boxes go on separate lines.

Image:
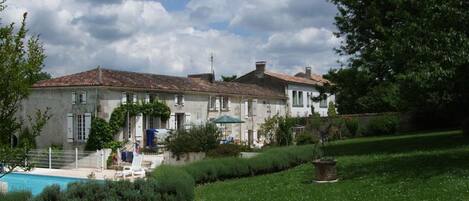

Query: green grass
left=195, top=130, right=469, bottom=201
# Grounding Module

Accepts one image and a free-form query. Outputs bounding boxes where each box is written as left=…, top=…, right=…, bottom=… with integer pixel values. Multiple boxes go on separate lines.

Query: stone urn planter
left=312, top=159, right=338, bottom=183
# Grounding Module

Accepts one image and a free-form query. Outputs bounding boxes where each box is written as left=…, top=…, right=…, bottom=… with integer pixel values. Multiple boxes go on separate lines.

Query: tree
left=327, top=101, right=337, bottom=117
left=0, top=3, right=50, bottom=178
left=221, top=75, right=237, bottom=82
left=330, top=0, right=469, bottom=125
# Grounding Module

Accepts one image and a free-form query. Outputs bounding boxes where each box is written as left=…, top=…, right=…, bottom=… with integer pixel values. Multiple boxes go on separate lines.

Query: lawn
left=195, top=130, right=469, bottom=201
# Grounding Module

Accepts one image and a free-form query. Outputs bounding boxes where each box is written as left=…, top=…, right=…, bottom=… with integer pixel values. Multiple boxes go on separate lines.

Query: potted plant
left=311, top=120, right=338, bottom=183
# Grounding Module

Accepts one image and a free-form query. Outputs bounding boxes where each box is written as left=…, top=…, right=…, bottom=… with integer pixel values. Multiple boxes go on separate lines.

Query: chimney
left=305, top=66, right=312, bottom=78
left=256, top=61, right=266, bottom=73
left=188, top=73, right=215, bottom=83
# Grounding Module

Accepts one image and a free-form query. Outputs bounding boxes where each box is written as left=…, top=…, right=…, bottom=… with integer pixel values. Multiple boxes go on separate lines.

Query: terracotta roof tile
left=264, top=71, right=325, bottom=86
left=33, top=68, right=286, bottom=99
left=294, top=72, right=331, bottom=85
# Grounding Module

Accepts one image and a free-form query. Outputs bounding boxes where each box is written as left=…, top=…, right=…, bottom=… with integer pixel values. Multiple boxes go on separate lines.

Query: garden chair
left=115, top=154, right=146, bottom=179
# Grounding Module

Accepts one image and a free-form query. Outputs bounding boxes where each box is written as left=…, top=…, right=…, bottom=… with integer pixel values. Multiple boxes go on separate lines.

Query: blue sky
left=0, top=0, right=342, bottom=78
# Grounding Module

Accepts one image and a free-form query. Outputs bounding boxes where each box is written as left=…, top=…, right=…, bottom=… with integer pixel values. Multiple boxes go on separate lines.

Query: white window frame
left=175, top=94, right=184, bottom=106
left=209, top=96, right=217, bottom=110
left=298, top=91, right=303, bottom=107
left=76, top=114, right=86, bottom=142
left=221, top=96, right=229, bottom=111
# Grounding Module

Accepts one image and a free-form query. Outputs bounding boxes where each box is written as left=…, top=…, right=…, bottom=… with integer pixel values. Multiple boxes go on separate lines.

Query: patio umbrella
left=212, top=115, right=245, bottom=142
left=212, top=115, right=245, bottom=124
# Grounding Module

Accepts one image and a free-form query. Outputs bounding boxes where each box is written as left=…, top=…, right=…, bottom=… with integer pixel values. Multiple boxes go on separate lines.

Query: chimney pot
left=305, top=66, right=312, bottom=78
left=255, top=61, right=266, bottom=73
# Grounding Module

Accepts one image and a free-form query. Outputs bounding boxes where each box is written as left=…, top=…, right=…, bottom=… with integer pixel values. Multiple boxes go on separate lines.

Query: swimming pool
left=0, top=173, right=85, bottom=195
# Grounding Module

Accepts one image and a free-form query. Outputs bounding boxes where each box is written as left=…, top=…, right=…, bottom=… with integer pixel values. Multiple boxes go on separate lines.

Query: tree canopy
left=329, top=0, right=469, bottom=126
left=0, top=3, right=51, bottom=177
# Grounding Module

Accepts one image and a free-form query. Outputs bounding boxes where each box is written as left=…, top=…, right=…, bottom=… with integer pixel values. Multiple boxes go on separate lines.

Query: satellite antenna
left=210, top=53, right=214, bottom=75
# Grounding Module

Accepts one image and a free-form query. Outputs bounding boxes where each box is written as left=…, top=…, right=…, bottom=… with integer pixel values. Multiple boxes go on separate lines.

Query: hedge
left=2, top=145, right=314, bottom=201
left=180, top=145, right=314, bottom=184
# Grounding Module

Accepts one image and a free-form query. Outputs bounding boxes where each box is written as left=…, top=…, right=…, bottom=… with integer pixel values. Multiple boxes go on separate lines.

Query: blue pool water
left=0, top=173, right=85, bottom=195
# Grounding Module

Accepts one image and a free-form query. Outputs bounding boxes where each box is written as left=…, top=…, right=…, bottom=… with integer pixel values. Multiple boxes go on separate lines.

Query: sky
left=0, top=0, right=342, bottom=78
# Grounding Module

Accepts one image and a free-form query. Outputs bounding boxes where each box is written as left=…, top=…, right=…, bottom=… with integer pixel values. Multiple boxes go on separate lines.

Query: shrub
left=295, top=132, right=317, bottom=145
left=166, top=123, right=220, bottom=158
left=34, top=184, right=61, bottom=201
left=275, top=117, right=296, bottom=146
left=85, top=117, right=113, bottom=151
left=365, top=115, right=400, bottom=136
left=0, top=191, right=31, bottom=201
left=207, top=144, right=242, bottom=158
left=327, top=101, right=337, bottom=116
left=151, top=165, right=195, bottom=201
left=462, top=118, right=469, bottom=137
left=180, top=145, right=314, bottom=184
left=344, top=117, right=359, bottom=137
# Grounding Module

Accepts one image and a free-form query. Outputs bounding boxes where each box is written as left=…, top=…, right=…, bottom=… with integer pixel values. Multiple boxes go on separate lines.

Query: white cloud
left=0, top=0, right=341, bottom=78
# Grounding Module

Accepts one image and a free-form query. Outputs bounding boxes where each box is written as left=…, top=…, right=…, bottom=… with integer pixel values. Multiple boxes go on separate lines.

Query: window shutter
left=185, top=113, right=191, bottom=129
left=252, top=99, right=258, bottom=116
left=122, top=92, right=127, bottom=104
left=169, top=113, right=176, bottom=129
left=82, top=91, right=87, bottom=104
left=84, top=113, right=91, bottom=141
left=209, top=96, right=213, bottom=109
left=174, top=95, right=178, bottom=105
left=72, top=92, right=76, bottom=104
left=144, top=93, right=150, bottom=103
left=133, top=94, right=137, bottom=104
left=182, top=95, right=185, bottom=106
left=135, top=113, right=143, bottom=141
left=227, top=97, right=231, bottom=110
left=244, top=100, right=248, bottom=118
left=215, top=97, right=220, bottom=111
left=67, top=113, right=74, bottom=142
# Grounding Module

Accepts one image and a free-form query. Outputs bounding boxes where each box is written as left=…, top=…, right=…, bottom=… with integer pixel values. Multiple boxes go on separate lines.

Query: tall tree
left=330, top=0, right=469, bottom=125
left=0, top=2, right=51, bottom=178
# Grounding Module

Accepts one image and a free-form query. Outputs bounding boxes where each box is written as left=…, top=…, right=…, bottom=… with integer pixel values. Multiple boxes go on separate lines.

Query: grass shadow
left=328, top=130, right=467, bottom=157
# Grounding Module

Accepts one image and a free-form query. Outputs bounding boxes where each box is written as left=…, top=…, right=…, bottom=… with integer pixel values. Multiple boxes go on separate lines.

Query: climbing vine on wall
left=86, top=101, right=171, bottom=150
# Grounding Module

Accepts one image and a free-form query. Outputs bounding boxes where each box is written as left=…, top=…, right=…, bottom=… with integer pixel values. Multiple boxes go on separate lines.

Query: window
left=221, top=96, right=229, bottom=110
left=175, top=94, right=184, bottom=105
left=248, top=100, right=253, bottom=117
left=292, top=91, right=298, bottom=107
left=122, top=92, right=136, bottom=104
left=78, top=91, right=87, bottom=104
left=209, top=96, right=217, bottom=110
left=292, top=91, right=303, bottom=107
left=298, top=91, right=303, bottom=107
left=320, top=97, right=328, bottom=108
left=76, top=114, right=86, bottom=142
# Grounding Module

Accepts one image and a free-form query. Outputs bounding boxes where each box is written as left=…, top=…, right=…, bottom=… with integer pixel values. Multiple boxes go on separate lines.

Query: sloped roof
left=294, top=72, right=331, bottom=85
left=264, top=71, right=325, bottom=86
left=33, top=68, right=286, bottom=99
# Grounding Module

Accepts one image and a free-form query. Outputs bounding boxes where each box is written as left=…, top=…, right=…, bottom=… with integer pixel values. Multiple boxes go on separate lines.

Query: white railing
left=26, top=148, right=111, bottom=171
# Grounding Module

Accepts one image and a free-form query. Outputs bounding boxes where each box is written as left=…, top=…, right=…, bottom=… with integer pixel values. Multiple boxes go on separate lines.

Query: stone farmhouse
left=18, top=62, right=334, bottom=150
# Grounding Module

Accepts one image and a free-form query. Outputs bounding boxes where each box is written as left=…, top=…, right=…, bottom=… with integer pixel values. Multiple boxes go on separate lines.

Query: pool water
left=0, top=173, right=85, bottom=195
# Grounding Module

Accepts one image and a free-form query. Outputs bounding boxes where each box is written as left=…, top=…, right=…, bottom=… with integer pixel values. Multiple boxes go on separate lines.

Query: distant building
left=235, top=61, right=335, bottom=117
